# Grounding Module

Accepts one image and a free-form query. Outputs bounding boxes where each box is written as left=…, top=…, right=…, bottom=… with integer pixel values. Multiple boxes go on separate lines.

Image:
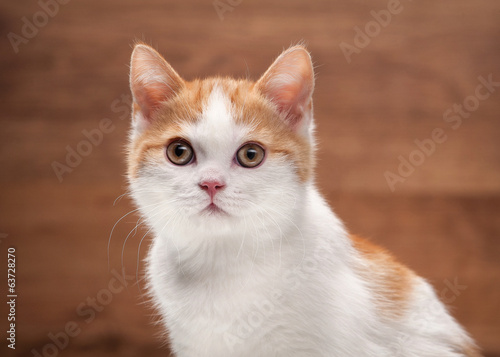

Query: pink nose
left=199, top=180, right=225, bottom=199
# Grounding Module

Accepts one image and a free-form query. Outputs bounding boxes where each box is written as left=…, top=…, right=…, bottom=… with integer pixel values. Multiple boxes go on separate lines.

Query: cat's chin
left=201, top=203, right=227, bottom=216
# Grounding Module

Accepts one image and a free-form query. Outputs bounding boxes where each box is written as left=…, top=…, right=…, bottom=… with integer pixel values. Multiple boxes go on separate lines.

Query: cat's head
left=127, top=44, right=316, bottom=245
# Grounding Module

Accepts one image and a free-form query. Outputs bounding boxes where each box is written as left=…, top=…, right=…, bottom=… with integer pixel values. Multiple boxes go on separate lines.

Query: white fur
left=129, top=87, right=476, bottom=356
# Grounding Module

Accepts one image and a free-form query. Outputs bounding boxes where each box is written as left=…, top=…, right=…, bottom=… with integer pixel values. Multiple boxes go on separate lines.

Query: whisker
left=108, top=200, right=164, bottom=270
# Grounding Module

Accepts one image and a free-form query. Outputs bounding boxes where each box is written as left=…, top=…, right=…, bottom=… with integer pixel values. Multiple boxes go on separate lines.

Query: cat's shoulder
left=350, top=234, right=481, bottom=356
left=349, top=234, right=417, bottom=309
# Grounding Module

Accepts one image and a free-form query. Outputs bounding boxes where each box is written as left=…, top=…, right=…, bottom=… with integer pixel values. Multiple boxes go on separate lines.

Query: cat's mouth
left=203, top=203, right=227, bottom=216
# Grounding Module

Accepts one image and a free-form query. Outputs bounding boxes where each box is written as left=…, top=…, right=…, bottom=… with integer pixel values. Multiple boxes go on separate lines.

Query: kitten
left=126, top=43, right=480, bottom=357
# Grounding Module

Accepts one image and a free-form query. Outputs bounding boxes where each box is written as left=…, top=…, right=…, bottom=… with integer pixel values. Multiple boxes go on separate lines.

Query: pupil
left=174, top=145, right=185, bottom=157
left=246, top=149, right=256, bottom=160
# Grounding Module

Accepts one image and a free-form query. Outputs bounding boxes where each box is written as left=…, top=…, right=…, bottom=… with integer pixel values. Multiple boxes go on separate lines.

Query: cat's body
left=127, top=44, right=480, bottom=356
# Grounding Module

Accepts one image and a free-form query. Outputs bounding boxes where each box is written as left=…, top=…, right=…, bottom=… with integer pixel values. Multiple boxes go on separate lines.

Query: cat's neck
left=161, top=217, right=306, bottom=282
left=157, top=185, right=350, bottom=282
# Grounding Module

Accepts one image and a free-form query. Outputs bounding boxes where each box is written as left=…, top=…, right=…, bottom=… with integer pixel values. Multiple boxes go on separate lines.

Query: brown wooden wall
left=0, top=0, right=499, bottom=356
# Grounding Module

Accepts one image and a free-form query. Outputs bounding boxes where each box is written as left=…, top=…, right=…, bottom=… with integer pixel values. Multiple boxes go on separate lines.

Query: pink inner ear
left=270, top=77, right=312, bottom=117
left=133, top=81, right=171, bottom=120
left=257, top=47, right=314, bottom=129
left=130, top=45, right=184, bottom=123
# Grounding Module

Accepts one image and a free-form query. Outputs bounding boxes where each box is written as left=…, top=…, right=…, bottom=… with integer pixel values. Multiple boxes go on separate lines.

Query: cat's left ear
left=256, top=45, right=315, bottom=135
left=129, top=44, right=184, bottom=132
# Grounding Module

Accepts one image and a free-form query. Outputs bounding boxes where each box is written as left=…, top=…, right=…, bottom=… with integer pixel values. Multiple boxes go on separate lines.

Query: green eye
left=236, top=143, right=265, bottom=168
left=166, top=140, right=194, bottom=165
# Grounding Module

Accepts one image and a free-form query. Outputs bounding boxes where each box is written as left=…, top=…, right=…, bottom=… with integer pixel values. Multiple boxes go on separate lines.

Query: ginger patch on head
left=128, top=77, right=315, bottom=182
left=226, top=79, right=314, bottom=182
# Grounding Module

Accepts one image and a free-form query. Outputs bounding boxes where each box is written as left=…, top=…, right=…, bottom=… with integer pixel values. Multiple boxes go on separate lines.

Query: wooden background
left=0, top=0, right=499, bottom=356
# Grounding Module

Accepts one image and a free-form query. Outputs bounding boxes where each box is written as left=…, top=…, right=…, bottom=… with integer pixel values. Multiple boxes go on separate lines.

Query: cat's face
left=127, top=44, right=315, bottom=245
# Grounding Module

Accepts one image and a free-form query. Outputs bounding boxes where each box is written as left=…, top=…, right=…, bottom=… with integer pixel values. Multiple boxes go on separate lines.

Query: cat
left=126, top=43, right=481, bottom=357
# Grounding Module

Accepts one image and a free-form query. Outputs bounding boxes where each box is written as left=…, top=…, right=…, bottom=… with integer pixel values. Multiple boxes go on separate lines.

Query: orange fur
left=350, top=234, right=415, bottom=316
left=128, top=77, right=314, bottom=181
left=352, top=235, right=482, bottom=355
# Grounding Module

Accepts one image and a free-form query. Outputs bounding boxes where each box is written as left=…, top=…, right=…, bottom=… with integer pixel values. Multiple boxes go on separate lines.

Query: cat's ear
left=129, top=44, right=184, bottom=130
left=256, top=45, right=315, bottom=133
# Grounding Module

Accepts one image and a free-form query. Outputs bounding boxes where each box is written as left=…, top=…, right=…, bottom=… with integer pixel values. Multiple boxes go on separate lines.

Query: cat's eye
left=236, top=143, right=265, bottom=168
left=166, top=140, right=194, bottom=165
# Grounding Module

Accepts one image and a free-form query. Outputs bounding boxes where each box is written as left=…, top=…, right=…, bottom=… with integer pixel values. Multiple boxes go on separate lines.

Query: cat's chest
left=147, top=237, right=391, bottom=357
left=158, top=271, right=294, bottom=356
left=160, top=263, right=285, bottom=327
left=148, top=244, right=311, bottom=353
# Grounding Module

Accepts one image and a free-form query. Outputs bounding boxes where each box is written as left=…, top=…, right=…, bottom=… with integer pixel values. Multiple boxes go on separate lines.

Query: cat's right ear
left=129, top=44, right=184, bottom=131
